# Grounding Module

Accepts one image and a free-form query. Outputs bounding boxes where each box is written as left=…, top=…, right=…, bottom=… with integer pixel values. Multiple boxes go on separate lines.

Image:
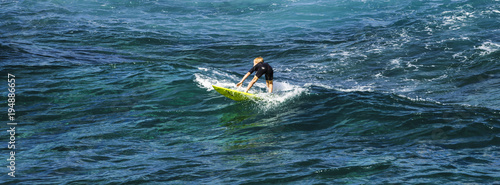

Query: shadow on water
left=218, top=101, right=257, bottom=127
left=211, top=100, right=288, bottom=161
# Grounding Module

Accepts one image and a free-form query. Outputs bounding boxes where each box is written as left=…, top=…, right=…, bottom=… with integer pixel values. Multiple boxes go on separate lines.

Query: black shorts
left=249, top=62, right=273, bottom=81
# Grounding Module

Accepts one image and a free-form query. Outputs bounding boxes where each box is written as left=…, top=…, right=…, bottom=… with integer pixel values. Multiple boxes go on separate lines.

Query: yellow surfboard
left=212, top=85, right=260, bottom=101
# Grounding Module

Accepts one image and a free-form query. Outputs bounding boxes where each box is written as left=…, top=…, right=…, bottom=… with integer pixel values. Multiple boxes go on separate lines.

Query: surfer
left=236, top=57, right=273, bottom=93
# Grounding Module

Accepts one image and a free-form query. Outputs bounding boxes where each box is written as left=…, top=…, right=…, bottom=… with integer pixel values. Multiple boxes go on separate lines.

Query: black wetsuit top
left=249, top=62, right=273, bottom=81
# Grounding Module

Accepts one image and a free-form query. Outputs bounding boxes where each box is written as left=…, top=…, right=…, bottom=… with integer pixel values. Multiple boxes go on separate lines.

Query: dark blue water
left=1, top=0, right=499, bottom=184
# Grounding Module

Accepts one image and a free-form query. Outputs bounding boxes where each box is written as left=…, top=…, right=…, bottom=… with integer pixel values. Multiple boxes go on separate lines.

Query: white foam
left=389, top=58, right=402, bottom=69
left=194, top=69, right=237, bottom=91
left=305, top=82, right=375, bottom=93
left=328, top=50, right=368, bottom=63
left=304, top=83, right=333, bottom=90
left=476, top=41, right=500, bottom=56
left=198, top=67, right=208, bottom=71
left=335, top=85, right=374, bottom=92
left=441, top=9, right=475, bottom=30
left=256, top=81, right=307, bottom=110
left=393, top=94, right=443, bottom=105
left=426, top=74, right=448, bottom=82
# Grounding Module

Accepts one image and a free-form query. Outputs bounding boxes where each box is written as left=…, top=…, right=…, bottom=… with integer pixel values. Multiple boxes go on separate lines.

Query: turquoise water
left=1, top=0, right=499, bottom=184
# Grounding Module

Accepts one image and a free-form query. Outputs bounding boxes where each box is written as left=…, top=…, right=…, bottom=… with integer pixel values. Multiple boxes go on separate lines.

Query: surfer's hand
left=236, top=82, right=242, bottom=87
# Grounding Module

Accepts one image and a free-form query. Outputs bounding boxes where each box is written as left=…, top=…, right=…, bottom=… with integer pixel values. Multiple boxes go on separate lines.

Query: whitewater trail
left=194, top=67, right=307, bottom=109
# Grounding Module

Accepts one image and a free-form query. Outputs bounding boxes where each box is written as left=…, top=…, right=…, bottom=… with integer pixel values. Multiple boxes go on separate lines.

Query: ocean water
left=1, top=0, right=499, bottom=184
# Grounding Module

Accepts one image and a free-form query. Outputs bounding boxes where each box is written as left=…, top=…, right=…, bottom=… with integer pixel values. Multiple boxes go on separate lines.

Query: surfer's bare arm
left=244, top=76, right=259, bottom=93
left=236, top=72, right=251, bottom=87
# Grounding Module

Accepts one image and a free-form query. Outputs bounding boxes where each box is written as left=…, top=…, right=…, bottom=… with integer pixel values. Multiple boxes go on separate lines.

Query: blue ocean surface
left=1, top=0, right=499, bottom=184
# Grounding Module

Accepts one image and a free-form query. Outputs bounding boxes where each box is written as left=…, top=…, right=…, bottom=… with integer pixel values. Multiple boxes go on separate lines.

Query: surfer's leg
left=265, top=72, right=273, bottom=93
left=266, top=80, right=273, bottom=93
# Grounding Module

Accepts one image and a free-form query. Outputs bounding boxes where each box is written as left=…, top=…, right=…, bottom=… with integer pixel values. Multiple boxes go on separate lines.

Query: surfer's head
left=253, top=57, right=264, bottom=66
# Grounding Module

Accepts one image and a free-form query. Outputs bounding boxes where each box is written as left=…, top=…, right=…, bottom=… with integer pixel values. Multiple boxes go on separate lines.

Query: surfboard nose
left=212, top=85, right=260, bottom=101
